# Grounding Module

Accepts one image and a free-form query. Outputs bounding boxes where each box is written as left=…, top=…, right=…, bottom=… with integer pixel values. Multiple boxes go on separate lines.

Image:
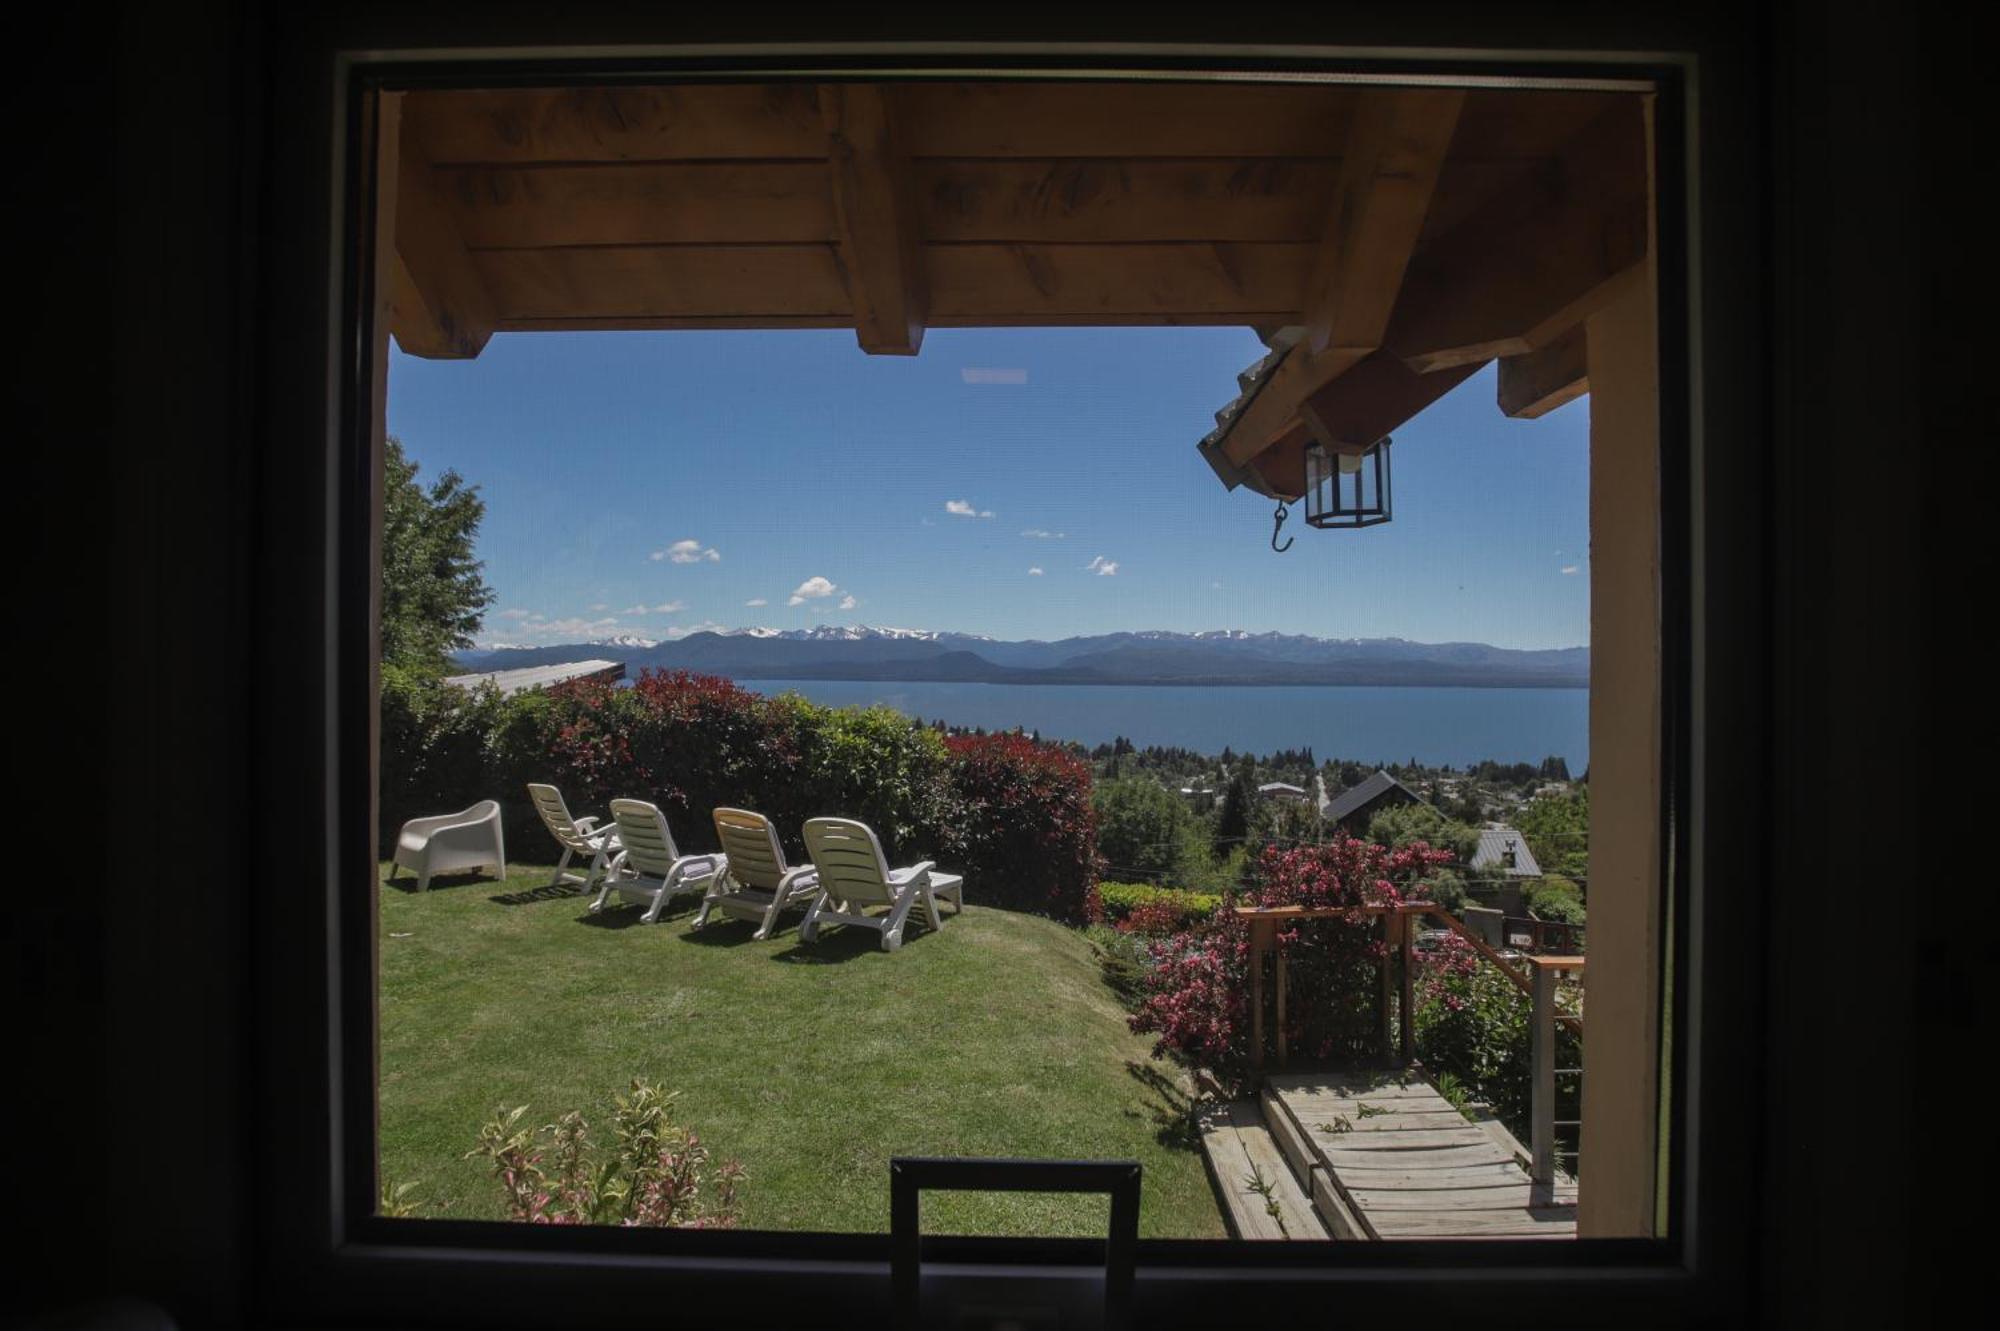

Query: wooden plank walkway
left=1196, top=1100, right=1329, bottom=1240
left=1265, top=1070, right=1577, bottom=1240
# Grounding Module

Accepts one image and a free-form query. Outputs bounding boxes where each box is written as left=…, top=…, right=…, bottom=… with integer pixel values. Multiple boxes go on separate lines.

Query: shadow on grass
left=574, top=899, right=700, bottom=930
left=768, top=926, right=892, bottom=965
left=382, top=871, right=505, bottom=896
left=1123, top=1059, right=1204, bottom=1152
left=676, top=919, right=762, bottom=946
left=489, top=883, right=584, bottom=907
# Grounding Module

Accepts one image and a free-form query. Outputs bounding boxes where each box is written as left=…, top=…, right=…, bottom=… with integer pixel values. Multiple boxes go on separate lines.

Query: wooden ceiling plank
left=1385, top=98, right=1649, bottom=373
left=1498, top=323, right=1589, bottom=418
left=440, top=162, right=836, bottom=249
left=918, top=158, right=1342, bottom=244
left=1301, top=89, right=1465, bottom=357
left=900, top=83, right=1356, bottom=158
left=474, top=246, right=850, bottom=321
left=926, top=242, right=1311, bottom=319
left=823, top=85, right=926, bottom=355
left=404, top=85, right=827, bottom=163
left=393, top=113, right=498, bottom=359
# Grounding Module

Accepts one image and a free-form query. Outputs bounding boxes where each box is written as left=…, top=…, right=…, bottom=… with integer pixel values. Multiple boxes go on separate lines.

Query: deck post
left=1275, top=932, right=1288, bottom=1066
left=1376, top=916, right=1393, bottom=1062
left=1530, top=960, right=1559, bottom=1184
left=1398, top=909, right=1416, bottom=1064
left=1250, top=919, right=1266, bottom=1073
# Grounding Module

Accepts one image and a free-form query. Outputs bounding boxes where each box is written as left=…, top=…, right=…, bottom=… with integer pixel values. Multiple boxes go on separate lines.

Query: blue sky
left=387, top=327, right=1589, bottom=650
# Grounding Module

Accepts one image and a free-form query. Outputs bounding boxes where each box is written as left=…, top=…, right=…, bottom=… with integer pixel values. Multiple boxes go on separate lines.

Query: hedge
left=1097, top=882, right=1221, bottom=930
left=380, top=668, right=1100, bottom=923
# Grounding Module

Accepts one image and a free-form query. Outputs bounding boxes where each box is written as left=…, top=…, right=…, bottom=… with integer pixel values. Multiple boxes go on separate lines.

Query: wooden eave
left=389, top=80, right=1648, bottom=491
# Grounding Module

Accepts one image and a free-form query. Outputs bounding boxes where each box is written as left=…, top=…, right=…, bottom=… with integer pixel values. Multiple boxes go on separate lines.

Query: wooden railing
left=1231, top=901, right=1585, bottom=1185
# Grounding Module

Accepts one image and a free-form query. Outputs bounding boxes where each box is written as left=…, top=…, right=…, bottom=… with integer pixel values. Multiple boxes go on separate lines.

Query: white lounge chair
left=528, top=783, right=620, bottom=895
left=391, top=799, right=505, bottom=894
left=591, top=799, right=725, bottom=923
left=798, top=817, right=943, bottom=952
left=694, top=807, right=824, bottom=939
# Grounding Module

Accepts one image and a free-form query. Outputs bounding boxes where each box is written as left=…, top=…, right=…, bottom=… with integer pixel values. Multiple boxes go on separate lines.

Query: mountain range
left=452, top=627, right=1589, bottom=689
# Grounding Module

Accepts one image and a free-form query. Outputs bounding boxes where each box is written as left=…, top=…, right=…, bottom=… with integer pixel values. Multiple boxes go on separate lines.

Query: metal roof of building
left=1320, top=769, right=1423, bottom=823
left=1470, top=825, right=1543, bottom=877
left=443, top=659, right=625, bottom=697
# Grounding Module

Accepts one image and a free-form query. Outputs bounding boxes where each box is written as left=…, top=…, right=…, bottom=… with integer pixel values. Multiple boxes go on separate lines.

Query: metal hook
left=1270, top=501, right=1293, bottom=553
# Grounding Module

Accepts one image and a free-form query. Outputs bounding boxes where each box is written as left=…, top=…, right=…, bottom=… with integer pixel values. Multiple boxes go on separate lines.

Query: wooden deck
left=1263, top=1071, right=1577, bottom=1240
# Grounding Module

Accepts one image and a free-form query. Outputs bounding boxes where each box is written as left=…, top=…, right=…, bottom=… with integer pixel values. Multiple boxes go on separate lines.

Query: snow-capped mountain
left=453, top=626, right=1587, bottom=688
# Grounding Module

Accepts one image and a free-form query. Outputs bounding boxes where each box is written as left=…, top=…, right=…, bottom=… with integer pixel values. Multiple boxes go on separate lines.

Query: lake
left=736, top=680, right=1589, bottom=769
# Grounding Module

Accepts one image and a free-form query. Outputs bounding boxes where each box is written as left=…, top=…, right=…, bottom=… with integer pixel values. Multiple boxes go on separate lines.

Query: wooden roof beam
left=1215, top=88, right=1461, bottom=471
left=1301, top=89, right=1465, bottom=358
left=1299, top=350, right=1486, bottom=453
left=391, top=107, right=496, bottom=359
left=822, top=85, right=927, bottom=355
left=1385, top=98, right=1649, bottom=373
left=1498, top=324, right=1589, bottom=418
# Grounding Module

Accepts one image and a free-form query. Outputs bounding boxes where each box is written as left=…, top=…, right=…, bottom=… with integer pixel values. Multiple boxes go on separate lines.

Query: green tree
left=1093, top=776, right=1192, bottom=879
left=1366, top=802, right=1479, bottom=862
left=381, top=436, right=495, bottom=673
left=1515, top=786, right=1590, bottom=881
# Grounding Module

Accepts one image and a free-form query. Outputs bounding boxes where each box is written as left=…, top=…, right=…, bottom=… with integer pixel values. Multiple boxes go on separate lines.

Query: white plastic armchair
left=694, top=807, right=822, bottom=939
left=527, top=783, right=620, bottom=895
left=798, top=817, right=942, bottom=952
left=592, top=799, right=726, bottom=924
left=390, top=800, right=505, bottom=894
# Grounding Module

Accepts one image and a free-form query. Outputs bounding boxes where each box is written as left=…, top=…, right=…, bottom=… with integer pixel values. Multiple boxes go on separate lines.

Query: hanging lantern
left=1304, top=435, right=1393, bottom=529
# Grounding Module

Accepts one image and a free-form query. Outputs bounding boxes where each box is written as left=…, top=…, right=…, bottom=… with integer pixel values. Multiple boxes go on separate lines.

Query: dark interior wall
left=10, top=1, right=1954, bottom=1326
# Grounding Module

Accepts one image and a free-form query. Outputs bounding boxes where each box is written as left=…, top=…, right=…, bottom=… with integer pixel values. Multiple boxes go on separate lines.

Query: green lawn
left=378, top=862, right=1226, bottom=1238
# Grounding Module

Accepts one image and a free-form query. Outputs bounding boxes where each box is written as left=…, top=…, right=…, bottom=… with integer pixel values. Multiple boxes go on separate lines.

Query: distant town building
left=443, top=659, right=625, bottom=697
left=1320, top=769, right=1426, bottom=831
left=1257, top=781, right=1311, bottom=804
left=1470, top=825, right=1543, bottom=878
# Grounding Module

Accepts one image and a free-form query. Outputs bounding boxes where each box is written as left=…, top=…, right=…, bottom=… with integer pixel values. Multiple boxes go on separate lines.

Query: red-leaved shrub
left=937, top=733, right=1101, bottom=923
left=1128, top=836, right=1454, bottom=1088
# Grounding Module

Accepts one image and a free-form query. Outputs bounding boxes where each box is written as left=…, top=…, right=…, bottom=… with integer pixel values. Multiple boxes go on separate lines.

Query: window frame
left=250, top=8, right=1762, bottom=1326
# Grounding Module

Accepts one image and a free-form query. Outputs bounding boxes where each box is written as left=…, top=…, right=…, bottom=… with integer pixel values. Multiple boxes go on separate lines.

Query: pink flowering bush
left=464, top=1078, right=746, bottom=1228
left=1127, top=836, right=1454, bottom=1090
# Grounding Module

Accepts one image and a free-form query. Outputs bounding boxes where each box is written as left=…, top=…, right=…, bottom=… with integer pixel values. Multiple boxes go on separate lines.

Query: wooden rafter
left=1385, top=98, right=1649, bottom=372
left=392, top=109, right=496, bottom=359
left=1498, top=324, right=1590, bottom=418
left=822, top=84, right=927, bottom=355
left=1300, top=89, right=1464, bottom=358
left=1298, top=351, right=1485, bottom=453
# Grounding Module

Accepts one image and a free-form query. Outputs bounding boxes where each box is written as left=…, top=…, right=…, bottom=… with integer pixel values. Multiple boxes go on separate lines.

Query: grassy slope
left=378, top=864, right=1224, bottom=1238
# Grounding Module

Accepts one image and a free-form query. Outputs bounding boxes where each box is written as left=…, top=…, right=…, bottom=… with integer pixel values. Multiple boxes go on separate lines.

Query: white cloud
left=945, top=499, right=995, bottom=519
left=661, top=620, right=728, bottom=639
left=788, top=575, right=838, bottom=606
left=838, top=594, right=858, bottom=610
left=1028, top=567, right=1044, bottom=576
left=624, top=600, right=687, bottom=614
left=1561, top=565, right=1581, bottom=575
left=588, top=602, right=609, bottom=612
left=1021, top=529, right=1066, bottom=539
left=497, top=608, right=533, bottom=621
left=651, top=539, right=720, bottom=564
left=961, top=367, right=1028, bottom=385
left=1087, top=555, right=1119, bottom=577
left=745, top=597, right=768, bottom=608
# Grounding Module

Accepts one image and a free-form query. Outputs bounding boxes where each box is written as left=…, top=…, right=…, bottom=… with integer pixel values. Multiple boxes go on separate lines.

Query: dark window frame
left=249, top=8, right=1763, bottom=1327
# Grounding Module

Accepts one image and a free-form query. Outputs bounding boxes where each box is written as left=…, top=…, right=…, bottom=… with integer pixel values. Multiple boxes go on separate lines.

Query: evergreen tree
left=380, top=436, right=495, bottom=674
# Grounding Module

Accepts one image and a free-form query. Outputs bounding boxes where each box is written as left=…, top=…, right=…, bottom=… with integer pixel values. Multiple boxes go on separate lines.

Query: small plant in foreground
left=1318, top=1115, right=1353, bottom=1135
left=466, top=1078, right=746, bottom=1227
left=1243, top=1163, right=1288, bottom=1237
left=1354, top=1101, right=1390, bottom=1119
